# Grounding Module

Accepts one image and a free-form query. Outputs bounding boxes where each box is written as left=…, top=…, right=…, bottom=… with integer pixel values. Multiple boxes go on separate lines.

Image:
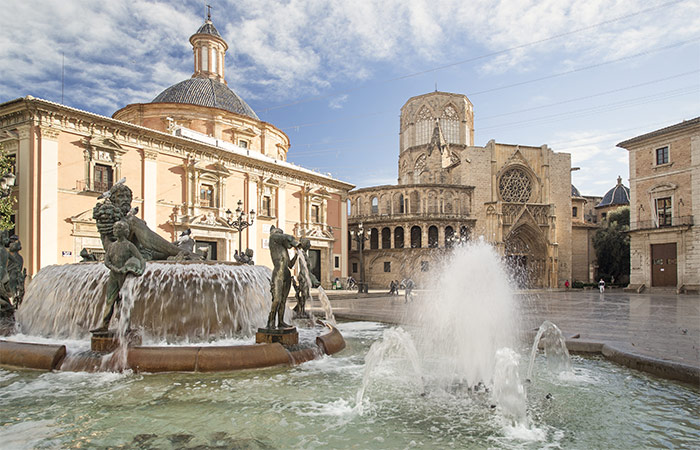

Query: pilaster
left=38, top=126, right=59, bottom=268
left=142, top=148, right=158, bottom=227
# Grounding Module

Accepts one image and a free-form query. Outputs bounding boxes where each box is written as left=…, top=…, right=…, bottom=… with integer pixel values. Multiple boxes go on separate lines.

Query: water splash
left=355, top=327, right=422, bottom=414
left=527, top=320, right=572, bottom=380
left=492, top=347, right=528, bottom=426
left=17, top=262, right=272, bottom=343
left=316, top=287, right=336, bottom=325
left=409, top=240, right=519, bottom=388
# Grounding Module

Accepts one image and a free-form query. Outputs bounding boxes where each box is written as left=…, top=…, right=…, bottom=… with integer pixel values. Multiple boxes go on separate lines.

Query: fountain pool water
left=0, top=321, right=698, bottom=448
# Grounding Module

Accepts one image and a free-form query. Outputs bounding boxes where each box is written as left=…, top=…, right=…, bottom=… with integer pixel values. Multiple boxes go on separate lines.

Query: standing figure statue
left=266, top=226, right=300, bottom=329
left=94, top=221, right=146, bottom=332
left=93, top=182, right=198, bottom=260
left=6, top=236, right=26, bottom=308
left=293, top=238, right=319, bottom=319
left=0, top=231, right=13, bottom=316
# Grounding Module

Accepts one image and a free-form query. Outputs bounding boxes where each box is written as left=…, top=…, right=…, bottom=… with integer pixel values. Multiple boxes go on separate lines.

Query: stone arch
left=370, top=196, right=379, bottom=214
left=394, top=192, right=405, bottom=214
left=445, top=226, right=455, bottom=248
left=394, top=227, right=405, bottom=248
left=370, top=228, right=379, bottom=249
left=427, top=190, right=439, bottom=214
left=410, top=225, right=422, bottom=248
left=409, top=191, right=420, bottom=214
left=504, top=223, right=548, bottom=288
left=428, top=225, right=439, bottom=248
left=381, top=227, right=391, bottom=249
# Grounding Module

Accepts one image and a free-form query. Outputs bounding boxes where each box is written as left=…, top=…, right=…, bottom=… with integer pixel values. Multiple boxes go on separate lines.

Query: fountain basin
left=0, top=324, right=345, bottom=373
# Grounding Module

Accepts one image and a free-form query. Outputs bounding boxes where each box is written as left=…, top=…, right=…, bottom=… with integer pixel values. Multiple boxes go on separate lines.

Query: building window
left=381, top=227, right=391, bottom=249
left=262, top=195, right=272, bottom=216
left=421, top=261, right=429, bottom=272
left=94, top=164, right=113, bottom=192
left=238, top=140, right=248, bottom=148
left=411, top=226, right=422, bottom=248
left=352, top=262, right=358, bottom=273
left=371, top=197, right=379, bottom=214
left=601, top=212, right=607, bottom=220
left=311, top=205, right=320, bottom=223
left=656, top=146, right=669, bottom=165
left=394, top=227, right=404, bottom=248
left=572, top=206, right=578, bottom=217
left=428, top=225, right=439, bottom=248
left=200, top=184, right=214, bottom=207
left=384, top=262, right=391, bottom=272
left=656, top=197, right=672, bottom=227
left=445, top=226, right=454, bottom=248
left=370, top=228, right=379, bottom=249
left=499, top=167, right=532, bottom=203
left=334, top=256, right=340, bottom=269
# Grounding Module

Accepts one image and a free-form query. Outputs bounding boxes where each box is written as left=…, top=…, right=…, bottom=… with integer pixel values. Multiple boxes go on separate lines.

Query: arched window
left=398, top=194, right=405, bottom=213
left=371, top=197, right=379, bottom=214
left=347, top=199, right=352, bottom=216
left=428, top=192, right=438, bottom=214
left=370, top=228, right=379, bottom=249
left=428, top=226, right=439, bottom=248
left=460, top=226, right=470, bottom=241
left=394, top=227, right=404, bottom=248
left=411, top=226, right=422, bottom=248
left=445, top=226, right=455, bottom=248
left=410, top=191, right=420, bottom=214
left=381, top=227, right=391, bottom=249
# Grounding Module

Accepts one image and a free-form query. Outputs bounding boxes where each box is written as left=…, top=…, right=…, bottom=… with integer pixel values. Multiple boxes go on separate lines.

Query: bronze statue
left=94, top=220, right=146, bottom=331
left=93, top=182, right=197, bottom=260
left=293, top=238, right=319, bottom=319
left=0, top=231, right=12, bottom=316
left=80, top=248, right=98, bottom=262
left=6, top=236, right=26, bottom=308
left=266, top=226, right=300, bottom=329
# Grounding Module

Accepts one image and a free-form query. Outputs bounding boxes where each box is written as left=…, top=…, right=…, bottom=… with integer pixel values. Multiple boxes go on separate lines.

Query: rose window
left=499, top=168, right=532, bottom=203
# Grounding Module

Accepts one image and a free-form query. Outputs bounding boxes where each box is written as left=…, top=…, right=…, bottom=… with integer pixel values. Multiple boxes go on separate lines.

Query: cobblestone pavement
left=312, top=289, right=700, bottom=372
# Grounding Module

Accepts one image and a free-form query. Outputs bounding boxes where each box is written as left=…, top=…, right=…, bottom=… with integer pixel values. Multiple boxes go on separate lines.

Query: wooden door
left=651, top=243, right=677, bottom=287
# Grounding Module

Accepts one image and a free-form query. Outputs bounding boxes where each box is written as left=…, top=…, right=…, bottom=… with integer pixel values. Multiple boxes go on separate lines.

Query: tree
left=593, top=207, right=630, bottom=284
left=0, top=149, right=15, bottom=230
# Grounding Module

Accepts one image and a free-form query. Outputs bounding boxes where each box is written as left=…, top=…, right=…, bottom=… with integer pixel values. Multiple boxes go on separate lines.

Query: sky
left=1, top=0, right=698, bottom=196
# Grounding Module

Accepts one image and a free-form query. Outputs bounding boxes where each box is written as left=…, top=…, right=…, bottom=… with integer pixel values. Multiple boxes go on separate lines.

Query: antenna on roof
left=206, top=4, right=212, bottom=20
left=435, top=82, right=438, bottom=92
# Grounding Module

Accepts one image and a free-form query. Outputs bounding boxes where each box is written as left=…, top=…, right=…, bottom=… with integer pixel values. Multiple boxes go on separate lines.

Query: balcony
left=630, top=216, right=694, bottom=231
left=349, top=210, right=472, bottom=224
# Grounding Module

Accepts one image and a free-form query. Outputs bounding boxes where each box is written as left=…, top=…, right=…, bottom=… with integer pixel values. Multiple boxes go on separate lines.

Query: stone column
left=38, top=126, right=59, bottom=269
left=142, top=149, right=158, bottom=227
left=16, top=126, right=35, bottom=274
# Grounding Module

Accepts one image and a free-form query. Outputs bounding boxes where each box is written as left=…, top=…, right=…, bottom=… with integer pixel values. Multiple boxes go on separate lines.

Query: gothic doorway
left=504, top=225, right=547, bottom=288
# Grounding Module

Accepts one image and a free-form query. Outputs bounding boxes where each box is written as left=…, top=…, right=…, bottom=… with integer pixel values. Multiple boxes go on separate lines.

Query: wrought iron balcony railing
left=630, top=216, right=693, bottom=231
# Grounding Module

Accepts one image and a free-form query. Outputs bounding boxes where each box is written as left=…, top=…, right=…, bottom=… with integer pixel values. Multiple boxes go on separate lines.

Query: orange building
left=0, top=18, right=353, bottom=286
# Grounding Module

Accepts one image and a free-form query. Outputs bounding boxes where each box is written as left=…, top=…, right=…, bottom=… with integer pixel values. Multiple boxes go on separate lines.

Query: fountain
left=0, top=228, right=698, bottom=447
left=0, top=183, right=345, bottom=373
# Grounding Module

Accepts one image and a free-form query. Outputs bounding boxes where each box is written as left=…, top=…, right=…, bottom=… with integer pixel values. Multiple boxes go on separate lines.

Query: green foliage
left=593, top=206, right=630, bottom=283
left=572, top=280, right=584, bottom=289
left=0, top=149, right=15, bottom=231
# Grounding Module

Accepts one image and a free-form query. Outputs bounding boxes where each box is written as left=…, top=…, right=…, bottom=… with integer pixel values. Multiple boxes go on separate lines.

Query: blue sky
left=1, top=0, right=698, bottom=196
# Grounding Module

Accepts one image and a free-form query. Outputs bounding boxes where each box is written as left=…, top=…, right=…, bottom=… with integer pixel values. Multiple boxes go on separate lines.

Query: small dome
left=152, top=77, right=259, bottom=120
left=571, top=184, right=581, bottom=197
left=194, top=20, right=222, bottom=38
left=597, top=176, right=630, bottom=208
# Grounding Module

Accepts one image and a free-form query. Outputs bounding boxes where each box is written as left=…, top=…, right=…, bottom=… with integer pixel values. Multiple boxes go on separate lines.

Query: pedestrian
left=598, top=278, right=605, bottom=293
left=404, top=278, right=414, bottom=303
left=388, top=280, right=397, bottom=295
left=564, top=280, right=570, bottom=290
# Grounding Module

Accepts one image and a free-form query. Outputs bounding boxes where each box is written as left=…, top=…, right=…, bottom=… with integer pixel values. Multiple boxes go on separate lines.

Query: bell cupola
left=190, top=11, right=228, bottom=84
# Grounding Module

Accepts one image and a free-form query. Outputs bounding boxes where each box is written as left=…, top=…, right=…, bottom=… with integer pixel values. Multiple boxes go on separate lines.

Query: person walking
left=598, top=278, right=605, bottom=294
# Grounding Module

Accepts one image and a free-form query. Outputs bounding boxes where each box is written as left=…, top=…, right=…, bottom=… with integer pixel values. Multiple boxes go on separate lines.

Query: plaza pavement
left=310, top=288, right=700, bottom=385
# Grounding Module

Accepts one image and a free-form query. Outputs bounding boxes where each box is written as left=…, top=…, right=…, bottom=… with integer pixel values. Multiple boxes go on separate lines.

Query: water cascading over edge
left=17, top=261, right=272, bottom=343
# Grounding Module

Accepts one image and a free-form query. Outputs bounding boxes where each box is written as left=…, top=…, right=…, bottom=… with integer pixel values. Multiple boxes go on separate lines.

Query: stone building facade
left=618, top=117, right=699, bottom=293
left=348, top=91, right=573, bottom=289
left=0, top=18, right=353, bottom=287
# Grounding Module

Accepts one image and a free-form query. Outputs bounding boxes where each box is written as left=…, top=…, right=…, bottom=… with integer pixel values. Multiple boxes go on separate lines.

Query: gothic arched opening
left=411, top=226, right=422, bottom=248
left=428, top=225, right=438, bottom=248
left=381, top=227, right=391, bottom=249
left=394, top=227, right=404, bottom=248
left=504, top=224, right=547, bottom=288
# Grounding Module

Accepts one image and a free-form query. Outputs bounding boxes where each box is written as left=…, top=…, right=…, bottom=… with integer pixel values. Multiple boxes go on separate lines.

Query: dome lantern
left=189, top=12, right=228, bottom=84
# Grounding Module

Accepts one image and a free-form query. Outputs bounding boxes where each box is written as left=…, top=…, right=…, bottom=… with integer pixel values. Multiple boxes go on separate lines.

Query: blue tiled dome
left=152, top=77, right=259, bottom=120
left=597, top=176, right=630, bottom=208
left=571, top=184, right=581, bottom=197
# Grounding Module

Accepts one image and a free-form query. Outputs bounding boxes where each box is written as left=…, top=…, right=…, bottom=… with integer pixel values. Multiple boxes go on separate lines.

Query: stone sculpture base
left=255, top=327, right=298, bottom=346
left=91, top=330, right=142, bottom=353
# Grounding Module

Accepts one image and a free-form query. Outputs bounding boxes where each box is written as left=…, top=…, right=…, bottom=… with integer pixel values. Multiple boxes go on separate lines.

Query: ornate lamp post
left=225, top=199, right=255, bottom=254
left=350, top=223, right=369, bottom=293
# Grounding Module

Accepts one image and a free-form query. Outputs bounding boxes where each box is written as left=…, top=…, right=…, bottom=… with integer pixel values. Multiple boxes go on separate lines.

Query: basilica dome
left=597, top=176, right=630, bottom=208
left=151, top=76, right=259, bottom=120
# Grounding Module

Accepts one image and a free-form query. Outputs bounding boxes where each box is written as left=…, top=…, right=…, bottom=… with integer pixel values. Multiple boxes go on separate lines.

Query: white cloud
left=328, top=95, right=348, bottom=109
left=1, top=0, right=697, bottom=114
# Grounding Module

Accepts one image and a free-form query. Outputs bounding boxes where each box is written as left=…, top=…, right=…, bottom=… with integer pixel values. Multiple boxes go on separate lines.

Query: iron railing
left=630, top=216, right=693, bottom=231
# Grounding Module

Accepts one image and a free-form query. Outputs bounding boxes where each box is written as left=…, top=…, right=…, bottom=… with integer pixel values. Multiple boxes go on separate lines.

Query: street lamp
left=350, top=223, right=369, bottom=293
left=0, top=172, right=16, bottom=196
left=225, top=199, right=255, bottom=254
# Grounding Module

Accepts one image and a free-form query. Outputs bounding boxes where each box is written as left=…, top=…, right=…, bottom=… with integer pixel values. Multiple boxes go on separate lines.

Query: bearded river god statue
left=92, top=181, right=199, bottom=260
